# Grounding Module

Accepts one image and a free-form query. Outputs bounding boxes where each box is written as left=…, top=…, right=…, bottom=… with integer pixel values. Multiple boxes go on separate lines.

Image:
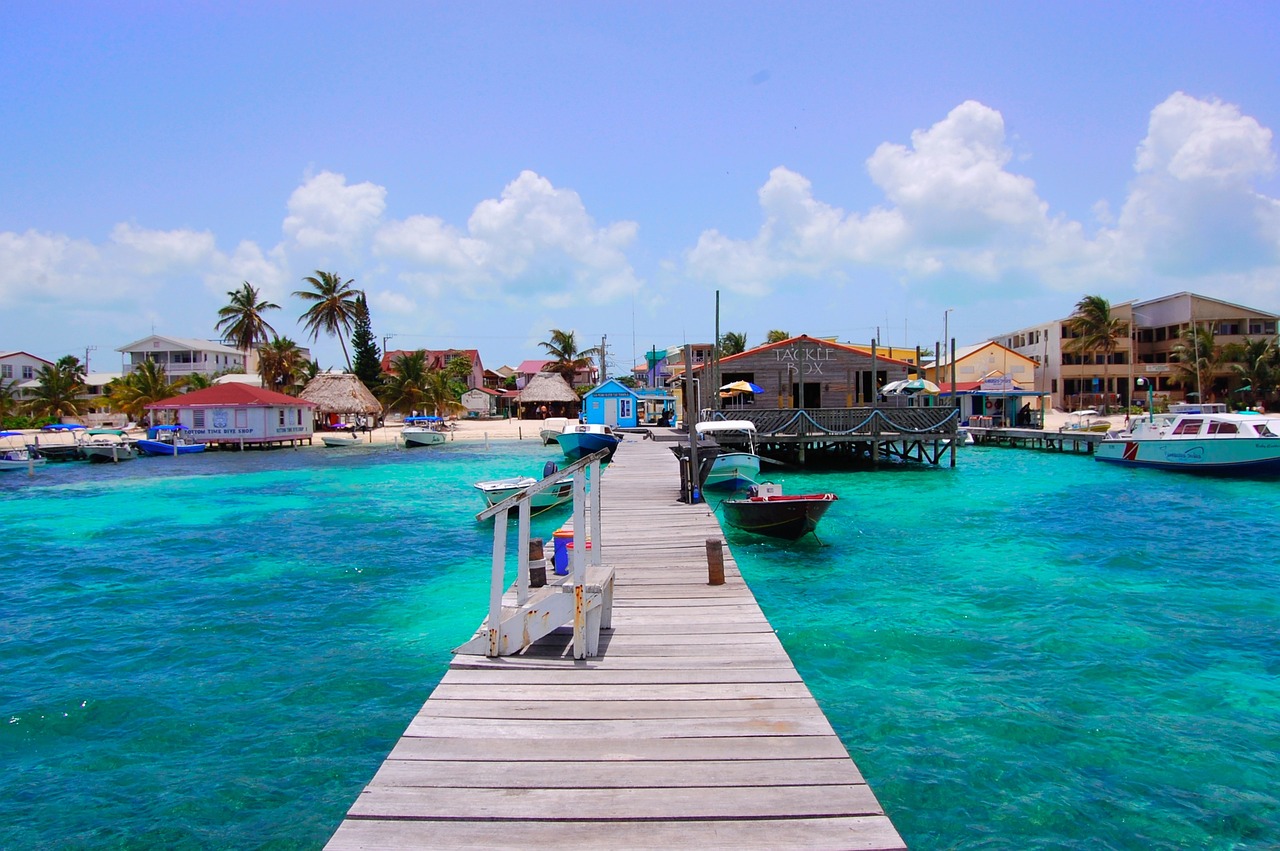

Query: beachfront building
left=582, top=379, right=642, bottom=428
left=460, top=386, right=502, bottom=417
left=299, top=373, right=382, bottom=429
left=515, top=371, right=580, bottom=419
left=147, top=384, right=316, bottom=448
left=118, top=335, right=246, bottom=379
left=381, top=348, right=486, bottom=391
left=688, top=335, right=914, bottom=411
left=924, top=342, right=1040, bottom=424
left=994, top=292, right=1280, bottom=411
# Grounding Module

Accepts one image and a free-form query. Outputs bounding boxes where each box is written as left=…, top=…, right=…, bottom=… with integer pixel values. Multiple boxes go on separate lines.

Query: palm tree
left=295, top=271, right=361, bottom=372
left=182, top=373, right=214, bottom=391
left=216, top=282, right=279, bottom=372
left=1064, top=295, right=1128, bottom=413
left=765, top=330, right=790, bottom=344
left=1170, top=324, right=1219, bottom=402
left=539, top=329, right=599, bottom=383
left=108, top=360, right=183, bottom=422
left=0, top=379, right=20, bottom=424
left=257, top=336, right=305, bottom=395
left=27, top=357, right=87, bottom=420
left=719, top=332, right=748, bottom=356
left=378, top=350, right=430, bottom=414
left=1229, top=338, right=1276, bottom=408
left=421, top=368, right=467, bottom=419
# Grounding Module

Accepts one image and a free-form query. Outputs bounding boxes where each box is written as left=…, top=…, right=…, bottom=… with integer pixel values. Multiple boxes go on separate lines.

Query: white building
left=118, top=335, right=246, bottom=378
left=0, top=350, right=54, bottom=388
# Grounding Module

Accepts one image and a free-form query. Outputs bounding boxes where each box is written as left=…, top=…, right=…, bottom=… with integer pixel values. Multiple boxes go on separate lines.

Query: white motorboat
left=0, top=431, right=45, bottom=472
left=694, top=420, right=762, bottom=490
left=79, top=429, right=137, bottom=463
left=539, top=417, right=569, bottom=445
left=553, top=422, right=620, bottom=462
left=474, top=461, right=575, bottom=510
left=1096, top=404, right=1280, bottom=474
left=319, top=430, right=362, bottom=447
left=402, top=416, right=448, bottom=447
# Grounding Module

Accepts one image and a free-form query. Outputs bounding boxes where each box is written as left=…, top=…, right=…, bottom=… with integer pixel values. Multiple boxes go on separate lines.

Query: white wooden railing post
left=515, top=498, right=531, bottom=607
left=571, top=467, right=588, bottom=659
left=487, top=507, right=508, bottom=657
left=589, top=458, right=602, bottom=568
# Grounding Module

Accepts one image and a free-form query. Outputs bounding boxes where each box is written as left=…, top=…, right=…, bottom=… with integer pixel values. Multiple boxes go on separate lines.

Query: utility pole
left=84, top=345, right=97, bottom=373
left=714, top=290, right=721, bottom=412
left=600, top=335, right=607, bottom=383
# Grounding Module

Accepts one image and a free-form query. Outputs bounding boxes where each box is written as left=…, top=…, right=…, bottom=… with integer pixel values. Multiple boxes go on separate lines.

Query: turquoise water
left=2, top=442, right=1278, bottom=848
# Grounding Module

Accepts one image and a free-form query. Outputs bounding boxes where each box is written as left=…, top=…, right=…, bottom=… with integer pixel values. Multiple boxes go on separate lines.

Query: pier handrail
left=473, top=448, right=608, bottom=657
left=707, top=406, right=958, bottom=436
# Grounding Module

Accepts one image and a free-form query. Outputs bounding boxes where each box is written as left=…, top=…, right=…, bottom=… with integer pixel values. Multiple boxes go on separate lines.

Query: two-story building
left=994, top=292, right=1280, bottom=410
left=382, top=348, right=486, bottom=391
left=118, top=335, right=247, bottom=378
left=0, top=351, right=55, bottom=390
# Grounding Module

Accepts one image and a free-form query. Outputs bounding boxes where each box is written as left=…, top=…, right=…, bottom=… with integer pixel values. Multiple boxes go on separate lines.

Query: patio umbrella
left=720, top=380, right=763, bottom=394
left=904, top=378, right=941, bottom=394
left=880, top=379, right=910, bottom=395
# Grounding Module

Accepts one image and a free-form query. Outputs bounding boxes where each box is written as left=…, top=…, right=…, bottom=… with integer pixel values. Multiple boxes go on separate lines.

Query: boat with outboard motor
left=554, top=422, right=620, bottom=462
left=720, top=482, right=838, bottom=541
left=474, top=460, right=575, bottom=510
left=80, top=428, right=137, bottom=463
left=539, top=417, right=569, bottom=446
left=694, top=420, right=761, bottom=490
left=401, top=415, right=449, bottom=447
left=1096, top=403, right=1280, bottom=474
left=136, top=425, right=207, bottom=456
left=0, top=431, right=46, bottom=471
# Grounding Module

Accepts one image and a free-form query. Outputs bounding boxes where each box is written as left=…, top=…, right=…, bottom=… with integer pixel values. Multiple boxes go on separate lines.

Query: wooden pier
left=969, top=426, right=1109, bottom=454
left=326, top=438, right=905, bottom=850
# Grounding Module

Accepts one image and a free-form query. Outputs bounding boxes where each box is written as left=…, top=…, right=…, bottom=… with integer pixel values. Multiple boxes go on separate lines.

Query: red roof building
left=147, top=384, right=317, bottom=447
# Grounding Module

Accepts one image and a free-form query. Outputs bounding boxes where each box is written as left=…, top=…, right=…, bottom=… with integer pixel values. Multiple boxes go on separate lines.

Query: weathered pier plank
left=326, top=437, right=905, bottom=850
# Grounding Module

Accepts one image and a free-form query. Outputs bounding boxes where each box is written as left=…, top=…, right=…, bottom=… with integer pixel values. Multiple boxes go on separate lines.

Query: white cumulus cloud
left=283, top=171, right=387, bottom=252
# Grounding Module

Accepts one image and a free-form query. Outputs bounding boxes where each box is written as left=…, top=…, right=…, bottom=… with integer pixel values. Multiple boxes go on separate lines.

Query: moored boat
left=554, top=422, right=621, bottom=462
left=402, top=416, right=448, bottom=447
left=32, top=423, right=87, bottom=461
left=1096, top=406, right=1280, bottom=474
left=474, top=461, right=575, bottom=510
left=539, top=417, right=569, bottom=446
left=136, top=425, right=207, bottom=456
left=694, top=420, right=761, bottom=490
left=80, top=429, right=137, bottom=463
left=0, top=431, right=46, bottom=472
left=721, top=483, right=838, bottom=541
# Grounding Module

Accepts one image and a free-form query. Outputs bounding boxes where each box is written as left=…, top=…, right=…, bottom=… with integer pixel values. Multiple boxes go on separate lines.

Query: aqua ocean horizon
left=2, top=441, right=1277, bottom=848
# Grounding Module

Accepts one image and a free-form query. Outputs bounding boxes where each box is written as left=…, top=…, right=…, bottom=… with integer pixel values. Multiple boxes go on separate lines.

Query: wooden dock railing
left=454, top=448, right=613, bottom=660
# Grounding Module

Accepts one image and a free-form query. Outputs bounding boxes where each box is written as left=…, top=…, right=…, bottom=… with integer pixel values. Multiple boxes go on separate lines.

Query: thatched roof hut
left=299, top=373, right=382, bottom=419
left=516, top=371, right=580, bottom=418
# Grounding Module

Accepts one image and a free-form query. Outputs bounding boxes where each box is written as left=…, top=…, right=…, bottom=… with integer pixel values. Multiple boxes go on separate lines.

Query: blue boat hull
left=554, top=432, right=619, bottom=461
left=136, top=439, right=206, bottom=456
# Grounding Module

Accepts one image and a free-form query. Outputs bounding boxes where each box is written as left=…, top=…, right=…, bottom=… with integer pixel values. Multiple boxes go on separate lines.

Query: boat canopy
left=404, top=415, right=442, bottom=423
left=0, top=431, right=22, bottom=438
left=41, top=423, right=86, bottom=431
left=696, top=420, right=758, bottom=436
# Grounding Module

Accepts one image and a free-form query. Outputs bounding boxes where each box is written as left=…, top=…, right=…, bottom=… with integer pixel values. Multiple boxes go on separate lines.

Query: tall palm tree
left=1064, top=295, right=1128, bottom=413
left=27, top=358, right=87, bottom=420
left=257, top=336, right=305, bottom=395
left=295, top=271, right=360, bottom=372
left=378, top=350, right=430, bottom=414
left=539, top=329, right=599, bottom=383
left=1170, top=324, right=1219, bottom=402
left=765, top=330, right=790, bottom=344
left=719, top=332, right=748, bottom=356
left=108, top=360, right=183, bottom=422
left=1229, top=337, right=1276, bottom=408
left=216, top=282, right=279, bottom=372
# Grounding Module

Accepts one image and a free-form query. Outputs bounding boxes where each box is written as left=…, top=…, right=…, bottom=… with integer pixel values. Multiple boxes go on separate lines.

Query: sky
left=3, top=2, right=1280, bottom=376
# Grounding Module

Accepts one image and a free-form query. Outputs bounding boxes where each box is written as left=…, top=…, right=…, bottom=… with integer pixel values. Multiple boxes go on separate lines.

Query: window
left=618, top=399, right=632, bottom=420
left=0, top=365, right=11, bottom=379
left=1207, top=421, right=1237, bottom=435
left=22, top=366, right=34, bottom=379
left=278, top=409, right=285, bottom=426
left=193, top=410, right=205, bottom=428
left=1173, top=419, right=1203, bottom=435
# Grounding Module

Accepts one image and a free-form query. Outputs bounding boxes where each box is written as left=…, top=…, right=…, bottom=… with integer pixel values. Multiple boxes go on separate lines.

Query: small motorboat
left=694, top=420, right=762, bottom=490
left=320, top=425, right=362, bottom=448
left=0, top=431, right=46, bottom=472
left=539, top=417, right=569, bottom=446
left=80, top=428, right=137, bottom=463
left=721, top=483, right=838, bottom=541
left=31, top=423, right=87, bottom=461
left=554, top=422, right=620, bottom=462
left=474, top=460, right=574, bottom=510
left=401, top=416, right=448, bottom=447
left=136, top=425, right=207, bottom=456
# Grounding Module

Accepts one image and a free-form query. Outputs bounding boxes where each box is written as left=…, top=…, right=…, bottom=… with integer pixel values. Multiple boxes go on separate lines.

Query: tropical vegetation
left=539, top=329, right=599, bottom=383
left=26, top=357, right=87, bottom=420
left=106, top=360, right=184, bottom=421
left=378, top=350, right=431, bottom=414
left=257, top=336, right=306, bottom=394
left=215, top=281, right=279, bottom=370
left=1064, top=295, right=1128, bottom=413
left=765, top=330, right=790, bottom=344
left=295, top=271, right=361, bottom=372
left=719, top=332, right=747, bottom=356
left=349, top=293, right=382, bottom=391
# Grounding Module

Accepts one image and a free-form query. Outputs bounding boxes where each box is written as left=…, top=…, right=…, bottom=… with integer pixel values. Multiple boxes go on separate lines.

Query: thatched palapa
left=516, top=371, right=580, bottom=418
left=299, top=373, right=383, bottom=418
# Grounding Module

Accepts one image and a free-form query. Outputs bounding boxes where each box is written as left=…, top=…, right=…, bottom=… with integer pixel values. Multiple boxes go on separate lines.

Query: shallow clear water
left=2, top=441, right=1278, bottom=848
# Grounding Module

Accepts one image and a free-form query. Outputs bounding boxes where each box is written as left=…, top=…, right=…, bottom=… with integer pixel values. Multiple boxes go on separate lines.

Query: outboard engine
left=543, top=460, right=559, bottom=478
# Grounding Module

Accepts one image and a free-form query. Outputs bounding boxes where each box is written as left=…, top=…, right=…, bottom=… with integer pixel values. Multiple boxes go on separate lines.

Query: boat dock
left=968, top=426, right=1109, bottom=454
left=325, top=437, right=905, bottom=850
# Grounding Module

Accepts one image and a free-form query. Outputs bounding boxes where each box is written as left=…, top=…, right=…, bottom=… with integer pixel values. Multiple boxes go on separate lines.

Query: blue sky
left=3, top=2, right=1279, bottom=374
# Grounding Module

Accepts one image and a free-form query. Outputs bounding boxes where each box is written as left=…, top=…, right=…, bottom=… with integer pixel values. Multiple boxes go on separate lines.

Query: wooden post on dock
left=706, top=538, right=725, bottom=585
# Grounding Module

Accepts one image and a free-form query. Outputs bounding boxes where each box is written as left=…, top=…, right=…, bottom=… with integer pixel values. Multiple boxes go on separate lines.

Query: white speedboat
left=474, top=461, right=575, bottom=510
left=0, top=431, right=45, bottom=472
left=694, top=420, right=762, bottom=490
left=539, top=417, right=569, bottom=445
left=402, top=416, right=448, bottom=447
left=80, top=429, right=137, bottom=463
left=553, top=422, right=620, bottom=462
left=1096, top=405, right=1280, bottom=474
